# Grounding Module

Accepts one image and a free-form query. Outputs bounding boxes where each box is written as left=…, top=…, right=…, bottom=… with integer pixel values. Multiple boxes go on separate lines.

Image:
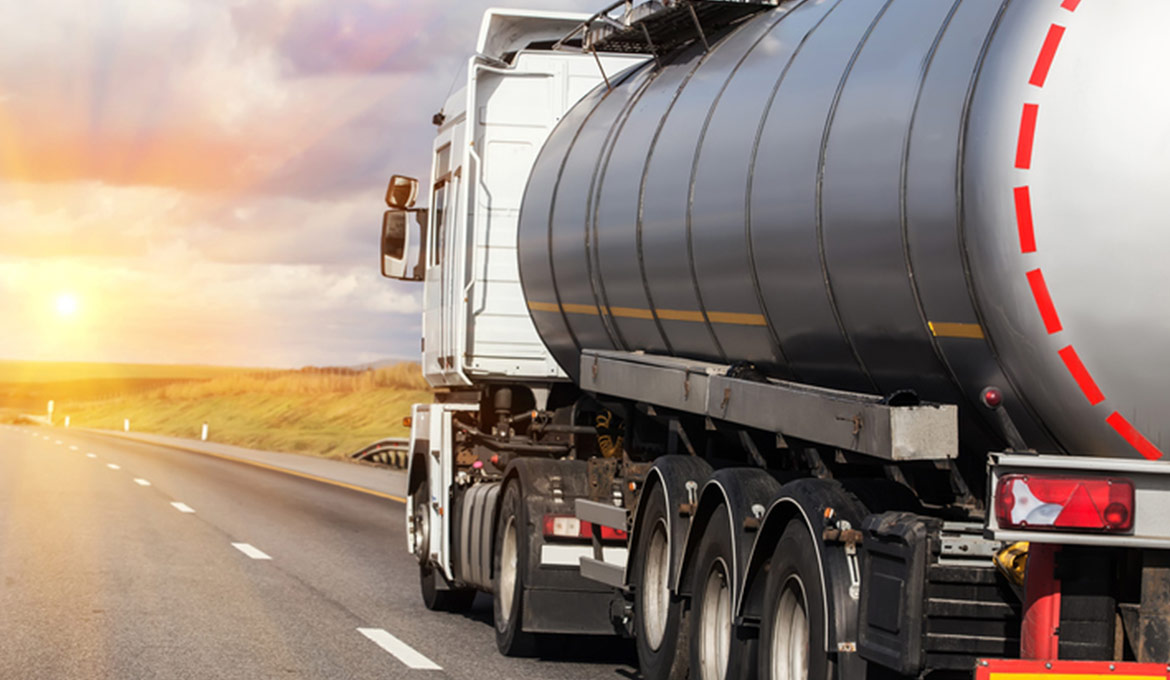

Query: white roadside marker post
left=124, top=418, right=130, bottom=432
left=201, top=422, right=209, bottom=441
left=64, top=416, right=70, bottom=428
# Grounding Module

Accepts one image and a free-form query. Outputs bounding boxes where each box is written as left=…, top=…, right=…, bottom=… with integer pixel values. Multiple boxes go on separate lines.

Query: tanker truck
left=378, top=2, right=1170, bottom=679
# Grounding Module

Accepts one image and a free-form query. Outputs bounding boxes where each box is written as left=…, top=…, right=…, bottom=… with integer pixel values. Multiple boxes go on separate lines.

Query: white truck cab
left=381, top=9, right=647, bottom=389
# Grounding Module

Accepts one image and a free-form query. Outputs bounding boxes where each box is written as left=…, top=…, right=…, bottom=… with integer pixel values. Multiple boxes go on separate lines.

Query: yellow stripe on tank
left=527, top=301, right=767, bottom=327
left=929, top=321, right=986, bottom=339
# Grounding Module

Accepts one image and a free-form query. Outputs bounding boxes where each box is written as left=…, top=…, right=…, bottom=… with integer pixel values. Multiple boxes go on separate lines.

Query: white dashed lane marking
left=171, top=502, right=195, bottom=514
left=133, top=478, right=151, bottom=486
left=357, top=628, right=442, bottom=671
left=107, top=463, right=121, bottom=470
left=231, top=543, right=272, bottom=560
left=85, top=453, right=97, bottom=459
left=69, top=445, right=78, bottom=451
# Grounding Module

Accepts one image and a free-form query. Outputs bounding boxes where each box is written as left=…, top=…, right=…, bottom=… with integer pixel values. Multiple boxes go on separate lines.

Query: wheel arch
left=737, top=478, right=869, bottom=658
left=626, top=455, right=714, bottom=590
left=491, top=456, right=591, bottom=580
left=674, top=468, right=782, bottom=599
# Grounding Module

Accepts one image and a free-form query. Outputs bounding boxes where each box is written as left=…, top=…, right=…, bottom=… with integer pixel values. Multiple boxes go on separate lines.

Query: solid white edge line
left=134, top=478, right=151, bottom=486
left=171, top=502, right=195, bottom=513
left=231, top=543, right=272, bottom=560
left=356, top=628, right=441, bottom=670
left=107, top=463, right=121, bottom=470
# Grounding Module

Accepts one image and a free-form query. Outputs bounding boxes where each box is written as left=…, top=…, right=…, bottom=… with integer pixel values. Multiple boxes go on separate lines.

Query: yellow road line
left=94, top=432, right=407, bottom=504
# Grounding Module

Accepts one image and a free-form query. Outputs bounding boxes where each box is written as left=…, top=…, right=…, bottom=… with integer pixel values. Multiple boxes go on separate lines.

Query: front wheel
left=493, top=482, right=538, bottom=656
left=414, top=483, right=475, bottom=612
left=632, top=486, right=690, bottom=680
left=759, top=523, right=831, bottom=680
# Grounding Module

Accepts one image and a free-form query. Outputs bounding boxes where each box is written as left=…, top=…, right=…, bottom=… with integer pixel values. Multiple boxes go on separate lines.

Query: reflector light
left=995, top=474, right=1134, bottom=533
left=542, top=515, right=628, bottom=541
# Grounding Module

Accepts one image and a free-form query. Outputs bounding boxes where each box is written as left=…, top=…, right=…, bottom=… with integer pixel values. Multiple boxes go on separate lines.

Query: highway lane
left=0, top=425, right=637, bottom=679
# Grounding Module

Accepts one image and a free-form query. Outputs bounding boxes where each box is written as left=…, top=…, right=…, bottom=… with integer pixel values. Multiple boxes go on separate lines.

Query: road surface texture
left=0, top=424, right=637, bottom=679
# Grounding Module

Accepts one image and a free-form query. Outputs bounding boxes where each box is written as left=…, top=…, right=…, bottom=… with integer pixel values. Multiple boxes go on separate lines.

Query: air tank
left=517, top=0, right=1170, bottom=460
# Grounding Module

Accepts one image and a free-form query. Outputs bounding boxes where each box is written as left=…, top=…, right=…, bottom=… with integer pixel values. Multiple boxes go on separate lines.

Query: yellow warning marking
left=929, top=321, right=986, bottom=339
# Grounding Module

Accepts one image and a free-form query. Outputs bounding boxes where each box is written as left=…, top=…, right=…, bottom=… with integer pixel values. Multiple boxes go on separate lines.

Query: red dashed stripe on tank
left=1013, top=186, right=1037, bottom=252
left=1012, top=0, right=1164, bottom=460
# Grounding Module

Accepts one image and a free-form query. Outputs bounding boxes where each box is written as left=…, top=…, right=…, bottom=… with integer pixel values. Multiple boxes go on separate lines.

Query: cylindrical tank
left=517, top=0, right=1170, bottom=460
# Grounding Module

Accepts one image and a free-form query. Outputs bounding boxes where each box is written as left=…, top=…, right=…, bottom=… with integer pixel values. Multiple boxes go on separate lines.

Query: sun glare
left=55, top=293, right=79, bottom=317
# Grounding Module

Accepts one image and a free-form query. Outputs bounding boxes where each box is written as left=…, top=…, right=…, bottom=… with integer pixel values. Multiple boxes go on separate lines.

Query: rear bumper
left=977, top=659, right=1169, bottom=680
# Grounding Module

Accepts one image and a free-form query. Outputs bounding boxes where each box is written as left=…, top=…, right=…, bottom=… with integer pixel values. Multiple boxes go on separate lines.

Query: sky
left=0, top=0, right=595, bottom=368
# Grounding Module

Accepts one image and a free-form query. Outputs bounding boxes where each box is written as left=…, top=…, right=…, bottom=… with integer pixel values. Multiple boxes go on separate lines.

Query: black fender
left=625, top=455, right=713, bottom=590
left=737, top=478, right=869, bottom=677
left=493, top=457, right=591, bottom=583
left=675, top=467, right=782, bottom=602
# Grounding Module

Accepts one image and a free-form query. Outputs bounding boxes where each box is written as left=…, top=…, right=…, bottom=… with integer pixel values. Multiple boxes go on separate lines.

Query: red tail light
left=542, top=514, right=628, bottom=541
left=995, top=474, right=1134, bottom=533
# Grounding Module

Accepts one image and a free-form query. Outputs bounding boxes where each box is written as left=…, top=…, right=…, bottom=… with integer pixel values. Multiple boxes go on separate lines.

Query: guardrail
left=350, top=437, right=410, bottom=469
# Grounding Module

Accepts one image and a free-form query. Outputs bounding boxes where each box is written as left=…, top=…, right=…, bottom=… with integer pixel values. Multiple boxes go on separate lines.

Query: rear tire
left=632, top=486, right=691, bottom=680
left=493, top=482, right=538, bottom=656
left=759, top=523, right=831, bottom=680
left=689, top=504, right=756, bottom=680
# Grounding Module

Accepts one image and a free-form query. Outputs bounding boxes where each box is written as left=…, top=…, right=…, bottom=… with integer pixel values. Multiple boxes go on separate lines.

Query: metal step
left=575, top=498, right=629, bottom=530
left=580, top=556, right=626, bottom=588
left=575, top=0, right=778, bottom=55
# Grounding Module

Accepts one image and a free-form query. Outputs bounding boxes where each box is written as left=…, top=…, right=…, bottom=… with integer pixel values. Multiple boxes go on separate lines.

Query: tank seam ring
left=1013, top=0, right=1162, bottom=460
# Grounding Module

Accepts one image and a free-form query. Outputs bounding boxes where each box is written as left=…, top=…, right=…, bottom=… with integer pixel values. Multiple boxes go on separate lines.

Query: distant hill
left=345, top=357, right=417, bottom=371
left=0, top=361, right=430, bottom=458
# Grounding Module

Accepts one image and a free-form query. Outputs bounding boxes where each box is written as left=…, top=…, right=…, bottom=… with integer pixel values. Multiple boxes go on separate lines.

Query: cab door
left=422, top=143, right=454, bottom=384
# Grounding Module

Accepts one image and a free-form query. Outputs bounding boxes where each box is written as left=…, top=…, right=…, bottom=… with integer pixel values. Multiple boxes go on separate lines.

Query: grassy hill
left=0, top=361, right=431, bottom=459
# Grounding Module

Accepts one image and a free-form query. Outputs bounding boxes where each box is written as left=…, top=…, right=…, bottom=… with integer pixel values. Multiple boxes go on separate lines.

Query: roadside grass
left=0, top=362, right=430, bottom=459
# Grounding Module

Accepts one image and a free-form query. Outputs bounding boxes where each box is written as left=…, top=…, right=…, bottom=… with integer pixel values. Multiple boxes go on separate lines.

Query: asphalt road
left=0, top=425, right=637, bottom=679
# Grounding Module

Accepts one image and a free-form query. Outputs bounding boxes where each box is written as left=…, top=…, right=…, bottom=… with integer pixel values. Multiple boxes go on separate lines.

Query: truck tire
left=689, top=504, right=755, bottom=680
left=759, top=522, right=831, bottom=680
left=633, top=486, right=691, bottom=680
left=414, top=484, right=476, bottom=612
left=493, top=482, right=538, bottom=656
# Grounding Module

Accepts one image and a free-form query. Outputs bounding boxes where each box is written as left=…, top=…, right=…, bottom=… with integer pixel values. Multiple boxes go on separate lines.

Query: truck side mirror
left=385, top=175, right=419, bottom=210
left=382, top=209, right=426, bottom=281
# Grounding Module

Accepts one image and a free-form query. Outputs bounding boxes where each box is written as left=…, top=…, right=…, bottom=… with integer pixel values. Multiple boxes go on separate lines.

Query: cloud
left=0, top=0, right=600, bottom=366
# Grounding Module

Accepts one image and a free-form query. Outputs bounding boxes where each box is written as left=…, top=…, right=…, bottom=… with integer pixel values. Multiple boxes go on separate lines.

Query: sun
left=55, top=293, right=79, bottom=317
